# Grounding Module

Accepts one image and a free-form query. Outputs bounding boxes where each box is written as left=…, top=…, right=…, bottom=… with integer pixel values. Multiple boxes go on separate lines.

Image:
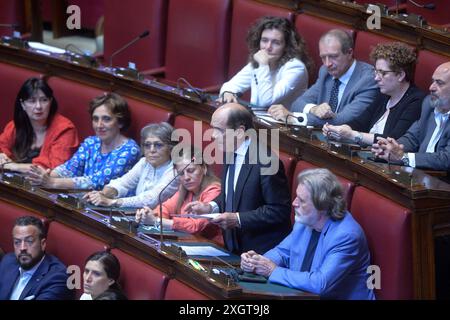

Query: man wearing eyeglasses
left=0, top=216, right=74, bottom=300
left=268, top=29, right=378, bottom=127
left=372, top=62, right=450, bottom=172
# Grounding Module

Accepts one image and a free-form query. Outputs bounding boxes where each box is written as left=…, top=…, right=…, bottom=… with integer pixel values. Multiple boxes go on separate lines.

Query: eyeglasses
left=143, top=142, right=165, bottom=151
left=22, top=97, right=51, bottom=107
left=373, top=69, right=396, bottom=77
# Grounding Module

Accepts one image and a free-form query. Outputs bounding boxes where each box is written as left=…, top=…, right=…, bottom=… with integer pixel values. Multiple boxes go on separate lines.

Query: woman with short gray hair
left=84, top=122, right=179, bottom=208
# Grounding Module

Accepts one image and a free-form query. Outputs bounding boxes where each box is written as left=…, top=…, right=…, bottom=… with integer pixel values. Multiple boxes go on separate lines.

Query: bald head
left=210, top=103, right=255, bottom=153
left=430, top=61, right=450, bottom=113
left=214, top=102, right=247, bottom=118
left=212, top=103, right=254, bottom=131
left=435, top=62, right=450, bottom=76
left=320, top=29, right=354, bottom=54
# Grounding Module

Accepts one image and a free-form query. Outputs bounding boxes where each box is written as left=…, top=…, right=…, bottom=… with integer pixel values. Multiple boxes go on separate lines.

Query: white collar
left=335, top=60, right=356, bottom=86
left=235, top=138, right=251, bottom=158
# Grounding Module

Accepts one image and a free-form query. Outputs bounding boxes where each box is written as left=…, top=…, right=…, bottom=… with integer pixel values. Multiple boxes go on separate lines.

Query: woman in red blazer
left=0, top=77, right=79, bottom=173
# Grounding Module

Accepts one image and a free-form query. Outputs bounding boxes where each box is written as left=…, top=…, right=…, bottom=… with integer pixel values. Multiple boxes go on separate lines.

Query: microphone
left=156, top=156, right=195, bottom=243
left=64, top=43, right=97, bottom=67
left=219, top=91, right=243, bottom=104
left=286, top=113, right=307, bottom=126
left=407, top=0, right=435, bottom=9
left=111, top=209, right=140, bottom=234
left=109, top=30, right=150, bottom=68
left=0, top=23, right=25, bottom=49
left=177, top=77, right=209, bottom=103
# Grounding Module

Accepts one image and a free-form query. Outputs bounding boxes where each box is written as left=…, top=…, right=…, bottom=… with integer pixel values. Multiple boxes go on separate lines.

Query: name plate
left=329, top=142, right=361, bottom=158
left=2, top=172, right=25, bottom=186
left=57, top=193, right=84, bottom=209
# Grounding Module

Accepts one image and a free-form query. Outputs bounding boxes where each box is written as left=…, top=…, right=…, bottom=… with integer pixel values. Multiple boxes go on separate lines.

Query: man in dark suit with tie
left=185, top=103, right=292, bottom=255
left=268, top=29, right=378, bottom=127
left=372, top=62, right=450, bottom=171
left=0, top=216, right=74, bottom=300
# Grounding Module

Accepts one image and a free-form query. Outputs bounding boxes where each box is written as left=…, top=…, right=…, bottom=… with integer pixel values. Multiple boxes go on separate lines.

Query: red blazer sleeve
left=0, top=121, right=16, bottom=158
left=161, top=191, right=180, bottom=218
left=32, top=114, right=80, bottom=169
left=172, top=183, right=222, bottom=238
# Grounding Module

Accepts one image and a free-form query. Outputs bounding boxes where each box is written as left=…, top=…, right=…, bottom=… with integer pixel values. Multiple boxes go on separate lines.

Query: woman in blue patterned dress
left=27, top=93, right=140, bottom=190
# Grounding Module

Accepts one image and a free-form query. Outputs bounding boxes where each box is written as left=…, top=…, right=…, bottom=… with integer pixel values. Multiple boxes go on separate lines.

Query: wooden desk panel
left=0, top=44, right=449, bottom=298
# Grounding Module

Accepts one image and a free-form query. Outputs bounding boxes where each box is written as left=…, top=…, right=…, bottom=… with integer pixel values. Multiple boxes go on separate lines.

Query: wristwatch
left=401, top=154, right=410, bottom=166
left=354, top=132, right=363, bottom=145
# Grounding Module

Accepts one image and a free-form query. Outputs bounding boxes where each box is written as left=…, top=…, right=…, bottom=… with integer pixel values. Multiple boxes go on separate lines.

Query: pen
left=188, top=259, right=206, bottom=271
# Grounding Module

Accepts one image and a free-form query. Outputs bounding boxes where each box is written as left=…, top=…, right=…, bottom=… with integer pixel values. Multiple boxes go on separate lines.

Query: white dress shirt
left=220, top=59, right=308, bottom=108
left=10, top=255, right=45, bottom=300
left=210, top=139, right=252, bottom=226
left=407, top=109, right=450, bottom=167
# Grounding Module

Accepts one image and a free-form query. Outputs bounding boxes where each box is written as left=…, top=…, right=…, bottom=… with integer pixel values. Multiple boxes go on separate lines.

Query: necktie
left=329, top=78, right=341, bottom=113
left=225, top=153, right=236, bottom=212
left=300, top=230, right=321, bottom=272
left=224, top=152, right=238, bottom=252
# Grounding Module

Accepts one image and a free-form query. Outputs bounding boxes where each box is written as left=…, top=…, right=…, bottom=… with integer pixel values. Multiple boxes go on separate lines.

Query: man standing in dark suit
left=0, top=216, right=73, bottom=300
left=372, top=62, right=450, bottom=171
left=268, top=29, right=378, bottom=127
left=185, top=103, right=292, bottom=255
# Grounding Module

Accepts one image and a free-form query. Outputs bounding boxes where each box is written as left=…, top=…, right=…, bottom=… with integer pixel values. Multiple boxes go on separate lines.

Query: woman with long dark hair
left=0, top=77, right=79, bottom=172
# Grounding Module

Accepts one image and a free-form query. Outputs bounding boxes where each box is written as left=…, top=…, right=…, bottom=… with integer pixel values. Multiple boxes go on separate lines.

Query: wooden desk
left=0, top=43, right=449, bottom=298
left=0, top=174, right=317, bottom=300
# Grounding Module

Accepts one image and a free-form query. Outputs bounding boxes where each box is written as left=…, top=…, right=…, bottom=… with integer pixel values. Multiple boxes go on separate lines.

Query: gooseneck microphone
left=407, top=0, right=435, bottom=9
left=286, top=113, right=306, bottom=126
left=220, top=91, right=243, bottom=104
left=109, top=30, right=150, bottom=68
left=177, top=77, right=209, bottom=103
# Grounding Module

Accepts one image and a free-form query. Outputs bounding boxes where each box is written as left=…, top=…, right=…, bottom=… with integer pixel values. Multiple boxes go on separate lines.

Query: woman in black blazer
left=323, top=42, right=426, bottom=146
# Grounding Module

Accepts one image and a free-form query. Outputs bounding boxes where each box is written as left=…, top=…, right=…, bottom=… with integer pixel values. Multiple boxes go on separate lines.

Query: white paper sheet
left=179, top=245, right=229, bottom=257
left=28, top=42, right=66, bottom=54
left=171, top=213, right=220, bottom=220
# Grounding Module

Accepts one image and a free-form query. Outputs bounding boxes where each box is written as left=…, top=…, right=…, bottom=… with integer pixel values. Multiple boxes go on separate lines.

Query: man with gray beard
left=372, top=62, right=450, bottom=171
left=240, top=169, right=374, bottom=299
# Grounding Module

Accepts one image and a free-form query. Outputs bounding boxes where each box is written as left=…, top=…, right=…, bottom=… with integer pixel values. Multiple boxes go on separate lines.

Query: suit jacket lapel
left=323, top=74, right=333, bottom=103
left=233, top=149, right=252, bottom=212
left=420, top=109, right=437, bottom=153
left=19, top=255, right=49, bottom=300
left=1, top=267, right=20, bottom=299
left=437, top=116, right=450, bottom=150
left=340, top=61, right=360, bottom=107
